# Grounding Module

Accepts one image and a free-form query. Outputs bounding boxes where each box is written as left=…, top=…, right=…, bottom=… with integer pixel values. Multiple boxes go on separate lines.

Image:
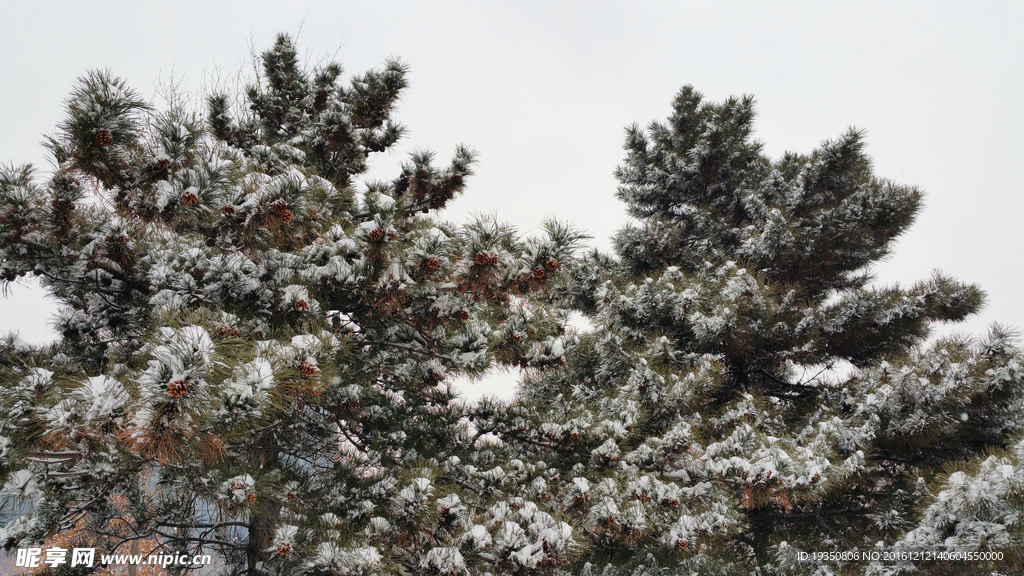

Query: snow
left=314, top=544, right=382, bottom=572
left=421, top=547, right=466, bottom=574
left=271, top=524, right=298, bottom=550
left=80, top=375, right=128, bottom=421
left=2, top=470, right=40, bottom=499
left=372, top=194, right=395, bottom=210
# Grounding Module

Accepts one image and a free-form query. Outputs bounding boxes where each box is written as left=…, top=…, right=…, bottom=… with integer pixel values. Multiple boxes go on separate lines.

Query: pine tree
left=476, top=87, right=1024, bottom=575
left=0, top=34, right=584, bottom=575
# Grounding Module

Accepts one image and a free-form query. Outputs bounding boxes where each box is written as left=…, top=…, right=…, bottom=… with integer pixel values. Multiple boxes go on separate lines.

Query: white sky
left=1, top=2, right=1022, bottom=400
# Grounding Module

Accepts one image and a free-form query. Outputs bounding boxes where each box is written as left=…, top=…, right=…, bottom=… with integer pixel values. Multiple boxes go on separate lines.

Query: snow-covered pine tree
left=0, top=34, right=584, bottom=575
left=474, top=86, right=1024, bottom=575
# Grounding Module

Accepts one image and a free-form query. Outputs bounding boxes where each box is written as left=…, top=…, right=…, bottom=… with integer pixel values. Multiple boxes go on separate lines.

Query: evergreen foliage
left=0, top=34, right=585, bottom=575
left=2, top=34, right=1022, bottom=576
left=476, top=87, right=1024, bottom=575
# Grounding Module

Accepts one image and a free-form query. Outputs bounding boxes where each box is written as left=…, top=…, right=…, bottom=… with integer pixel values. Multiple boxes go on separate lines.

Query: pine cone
left=677, top=539, right=689, bottom=550
left=488, top=252, right=499, bottom=265
left=221, top=205, right=235, bottom=216
left=167, top=379, right=190, bottom=398
left=314, top=89, right=329, bottom=111
left=270, top=198, right=289, bottom=215
left=95, top=130, right=113, bottom=147
left=299, top=360, right=318, bottom=376
left=475, top=251, right=490, bottom=266
left=369, top=227, right=385, bottom=241
left=181, top=190, right=199, bottom=207
left=545, top=257, right=560, bottom=270
left=214, top=325, right=230, bottom=339
left=457, top=310, right=470, bottom=322
left=532, top=266, right=547, bottom=280
left=425, top=256, right=440, bottom=269
left=294, top=299, right=309, bottom=312
left=280, top=209, right=293, bottom=224
left=276, top=542, right=291, bottom=556
left=156, top=158, right=172, bottom=170
left=557, top=357, right=566, bottom=367
left=512, top=332, right=522, bottom=342
left=667, top=498, right=679, bottom=508
left=387, top=230, right=398, bottom=241
left=116, top=234, right=129, bottom=244
left=243, top=492, right=257, bottom=504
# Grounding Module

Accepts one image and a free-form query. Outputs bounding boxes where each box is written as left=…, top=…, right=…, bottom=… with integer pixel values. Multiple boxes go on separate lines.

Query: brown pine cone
left=294, top=299, right=310, bottom=312
left=95, top=130, right=113, bottom=147
left=457, top=310, right=470, bottom=322
left=280, top=209, right=293, bottom=224
left=545, top=257, right=560, bottom=270
left=167, top=379, right=190, bottom=398
left=387, top=230, right=398, bottom=241
left=270, top=198, right=289, bottom=215
left=475, top=251, right=490, bottom=266
left=369, top=227, right=385, bottom=241
left=299, top=361, right=318, bottom=376
left=532, top=266, right=546, bottom=280
left=156, top=158, right=172, bottom=170
left=276, top=542, right=291, bottom=555
left=425, top=256, right=440, bottom=269
left=181, top=190, right=199, bottom=206
left=243, top=492, right=258, bottom=505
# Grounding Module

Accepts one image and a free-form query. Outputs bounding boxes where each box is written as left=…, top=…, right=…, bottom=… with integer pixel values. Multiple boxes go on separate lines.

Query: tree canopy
left=1, top=35, right=1022, bottom=576
left=0, top=34, right=584, bottom=575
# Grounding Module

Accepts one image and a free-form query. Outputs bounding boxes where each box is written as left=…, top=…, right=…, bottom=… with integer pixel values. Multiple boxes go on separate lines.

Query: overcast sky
left=1, top=2, right=1022, bottom=399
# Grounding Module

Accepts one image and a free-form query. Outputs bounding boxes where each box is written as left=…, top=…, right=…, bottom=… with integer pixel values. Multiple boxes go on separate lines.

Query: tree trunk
left=246, top=430, right=281, bottom=576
